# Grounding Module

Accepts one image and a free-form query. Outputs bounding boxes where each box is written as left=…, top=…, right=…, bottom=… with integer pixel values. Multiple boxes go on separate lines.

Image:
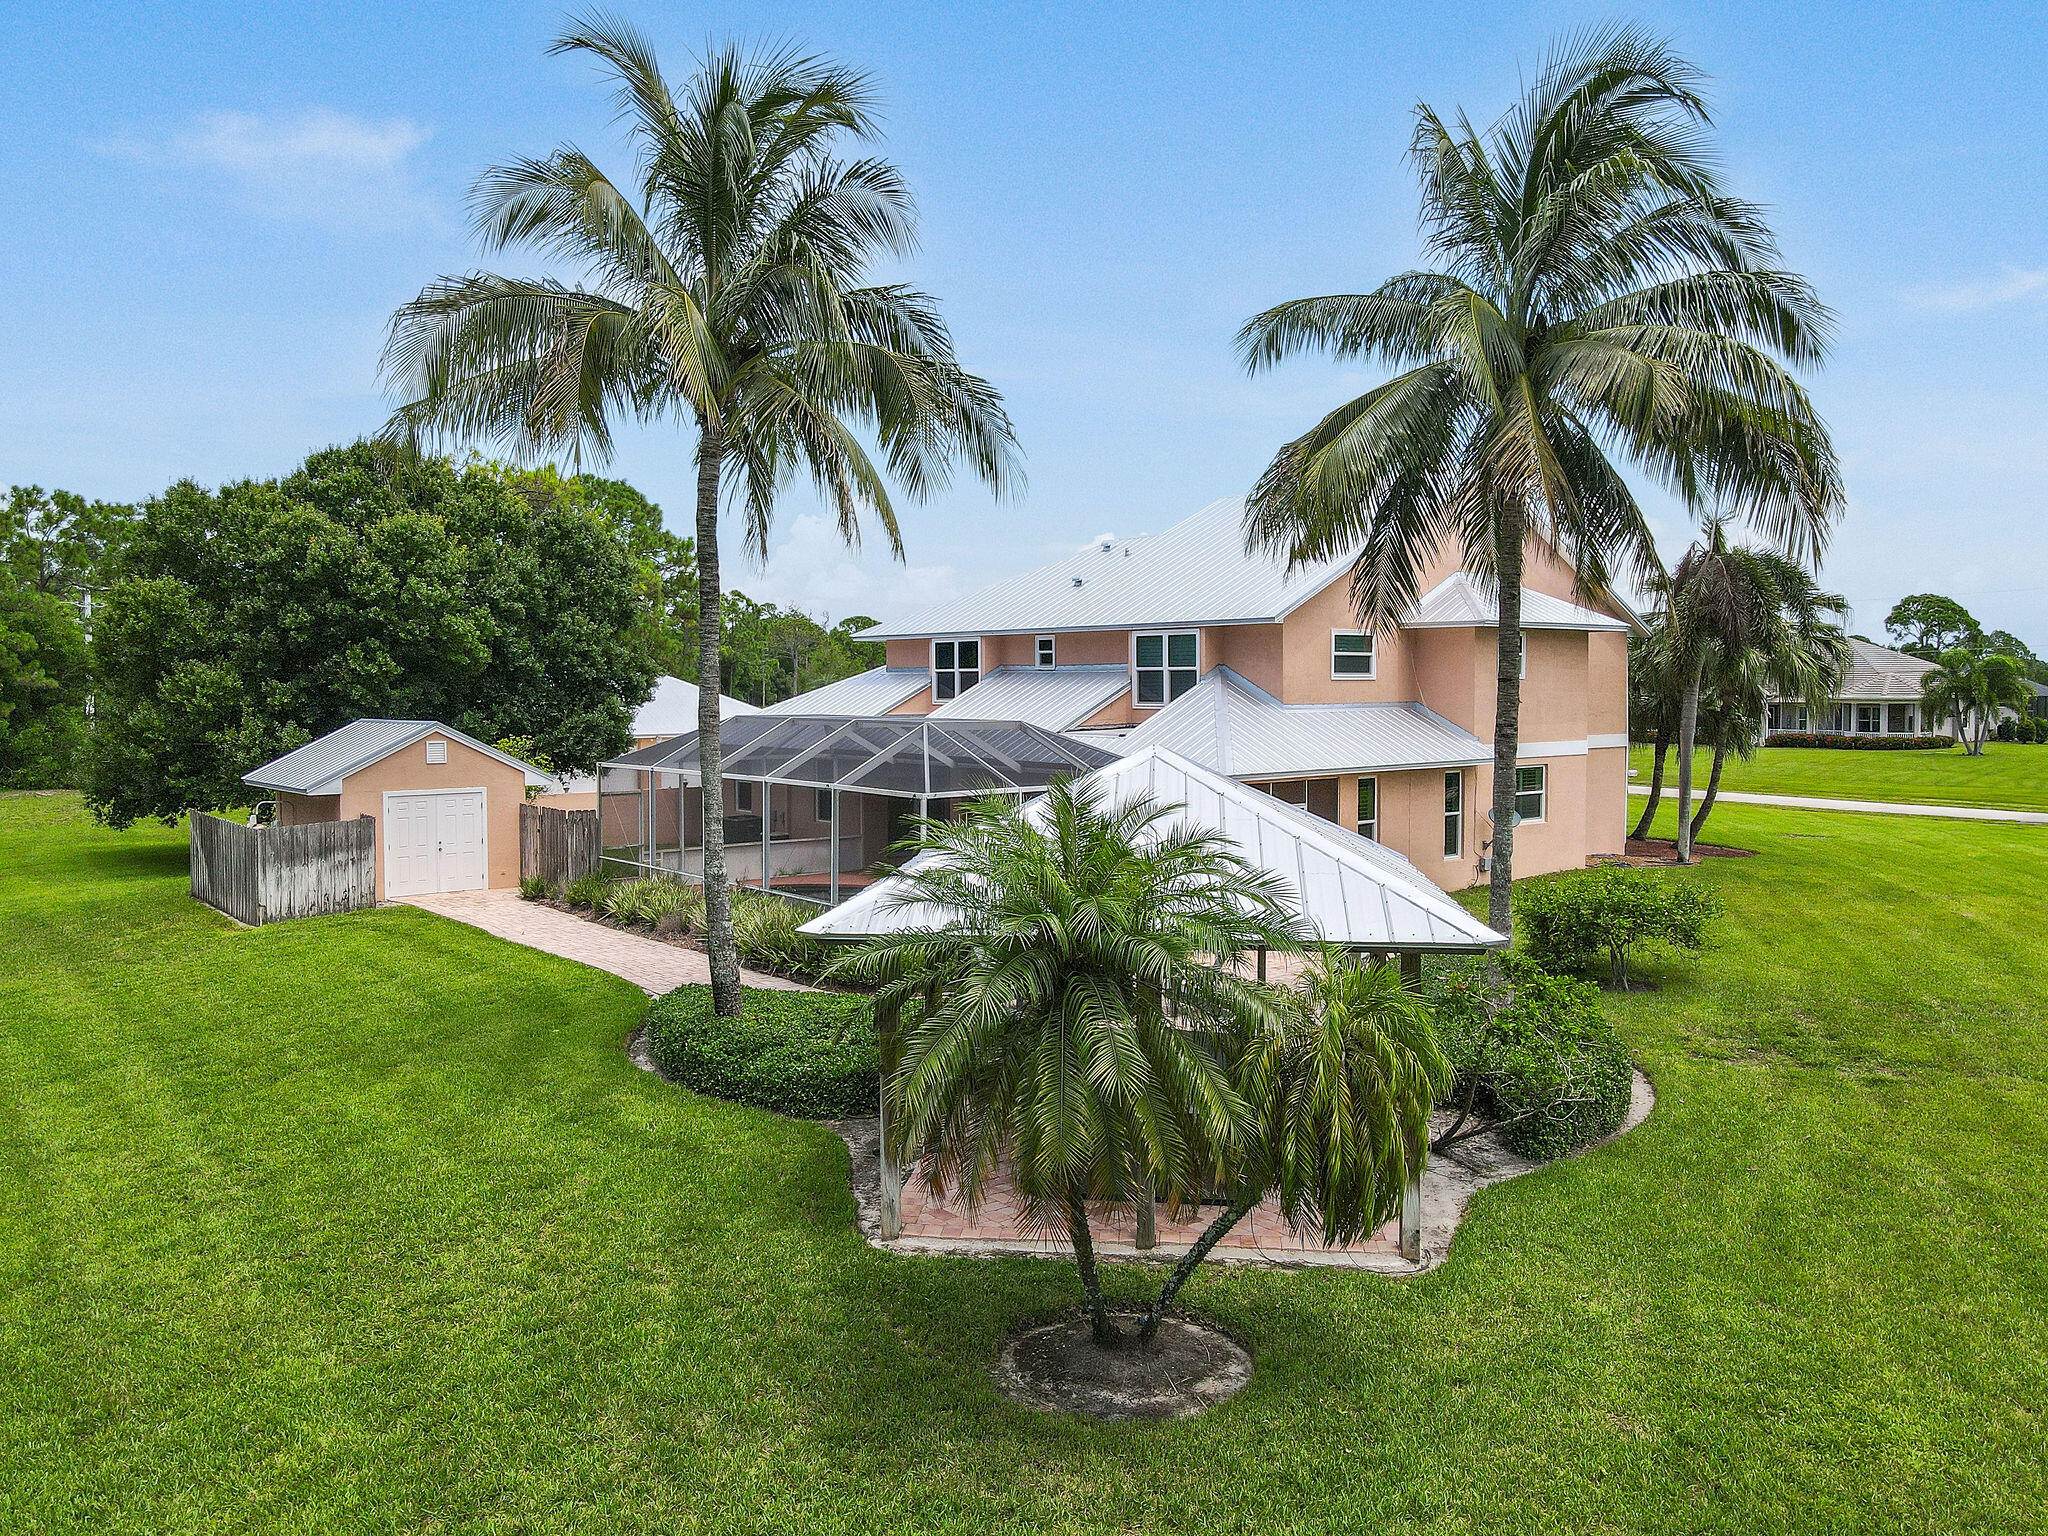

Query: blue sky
left=5, top=2, right=2045, bottom=642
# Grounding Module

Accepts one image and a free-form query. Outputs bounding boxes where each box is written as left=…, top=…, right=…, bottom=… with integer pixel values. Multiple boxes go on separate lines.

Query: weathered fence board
left=521, top=802, right=599, bottom=888
left=189, top=812, right=376, bottom=925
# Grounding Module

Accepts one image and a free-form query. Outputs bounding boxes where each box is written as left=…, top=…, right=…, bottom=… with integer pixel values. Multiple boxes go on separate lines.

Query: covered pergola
left=598, top=714, right=1122, bottom=905
left=800, top=744, right=1508, bottom=1259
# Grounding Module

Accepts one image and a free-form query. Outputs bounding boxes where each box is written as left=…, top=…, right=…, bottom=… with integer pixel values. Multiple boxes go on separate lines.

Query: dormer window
left=1331, top=630, right=1375, bottom=678
left=932, top=638, right=980, bottom=700
left=1134, top=631, right=1198, bottom=707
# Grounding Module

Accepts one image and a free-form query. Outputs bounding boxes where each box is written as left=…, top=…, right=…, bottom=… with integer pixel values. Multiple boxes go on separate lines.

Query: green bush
left=518, top=874, right=555, bottom=901
left=564, top=872, right=611, bottom=911
left=1516, top=864, right=1720, bottom=987
left=643, top=985, right=878, bottom=1118
left=1429, top=955, right=1633, bottom=1161
left=730, top=887, right=831, bottom=981
left=600, top=876, right=703, bottom=933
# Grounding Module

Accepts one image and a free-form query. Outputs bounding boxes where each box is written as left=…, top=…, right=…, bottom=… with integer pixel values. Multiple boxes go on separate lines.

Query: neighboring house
left=1764, top=638, right=1946, bottom=738
left=243, top=720, right=551, bottom=900
left=768, top=496, right=1636, bottom=890
left=633, top=675, right=760, bottom=746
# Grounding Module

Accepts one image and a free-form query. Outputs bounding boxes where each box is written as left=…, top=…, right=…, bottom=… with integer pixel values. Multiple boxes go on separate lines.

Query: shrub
left=730, top=887, right=831, bottom=980
left=1517, top=864, right=1719, bottom=988
left=1997, top=717, right=2018, bottom=742
left=601, top=876, right=705, bottom=934
left=564, top=871, right=611, bottom=911
left=643, top=985, right=878, bottom=1118
left=1428, top=955, right=1633, bottom=1161
left=518, top=874, right=555, bottom=901
left=1764, top=732, right=1953, bottom=750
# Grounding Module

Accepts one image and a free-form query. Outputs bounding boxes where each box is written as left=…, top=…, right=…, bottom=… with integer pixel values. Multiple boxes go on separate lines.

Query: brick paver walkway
left=401, top=889, right=812, bottom=996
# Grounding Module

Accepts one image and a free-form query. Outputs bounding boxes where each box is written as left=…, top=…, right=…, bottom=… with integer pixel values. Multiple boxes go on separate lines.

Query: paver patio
left=402, top=889, right=811, bottom=996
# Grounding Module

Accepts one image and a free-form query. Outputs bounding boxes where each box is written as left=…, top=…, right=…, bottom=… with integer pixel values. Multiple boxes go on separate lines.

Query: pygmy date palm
left=831, top=783, right=1306, bottom=1348
left=381, top=15, right=1018, bottom=1014
left=1238, top=24, right=1842, bottom=929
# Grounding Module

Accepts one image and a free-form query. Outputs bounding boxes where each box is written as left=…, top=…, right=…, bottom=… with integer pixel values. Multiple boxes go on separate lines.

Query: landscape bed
left=1, top=792, right=2044, bottom=1533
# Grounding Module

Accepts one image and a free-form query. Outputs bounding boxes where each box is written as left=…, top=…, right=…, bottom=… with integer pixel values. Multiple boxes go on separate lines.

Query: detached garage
left=242, top=720, right=550, bottom=900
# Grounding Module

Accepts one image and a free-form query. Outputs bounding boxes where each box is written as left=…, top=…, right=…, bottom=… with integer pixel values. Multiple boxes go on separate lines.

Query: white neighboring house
left=1764, top=638, right=1951, bottom=739
left=633, top=675, right=761, bottom=744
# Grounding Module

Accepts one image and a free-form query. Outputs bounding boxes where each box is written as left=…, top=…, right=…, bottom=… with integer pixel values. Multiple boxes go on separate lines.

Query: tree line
left=0, top=449, right=882, bottom=817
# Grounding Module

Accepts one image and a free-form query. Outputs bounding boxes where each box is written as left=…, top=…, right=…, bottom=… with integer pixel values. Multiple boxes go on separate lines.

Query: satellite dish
left=1487, top=806, right=1522, bottom=827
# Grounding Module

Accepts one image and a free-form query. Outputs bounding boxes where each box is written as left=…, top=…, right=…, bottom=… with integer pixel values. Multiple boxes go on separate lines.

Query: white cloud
left=736, top=513, right=963, bottom=626
left=97, top=109, right=439, bottom=234
left=1908, top=265, right=2048, bottom=313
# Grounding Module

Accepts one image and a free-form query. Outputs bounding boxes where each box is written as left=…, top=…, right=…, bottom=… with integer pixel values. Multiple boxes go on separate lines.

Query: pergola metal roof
left=603, top=714, right=1122, bottom=800
left=802, top=744, right=1508, bottom=952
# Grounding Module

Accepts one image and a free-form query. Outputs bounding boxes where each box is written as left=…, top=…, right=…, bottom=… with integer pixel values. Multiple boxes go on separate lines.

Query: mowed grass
left=1630, top=740, right=2048, bottom=811
left=2, top=792, right=2045, bottom=1534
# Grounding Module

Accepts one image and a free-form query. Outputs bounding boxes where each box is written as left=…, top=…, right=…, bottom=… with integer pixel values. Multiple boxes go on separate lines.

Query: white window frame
left=1855, top=702, right=1881, bottom=734
left=1514, top=764, right=1547, bottom=825
left=1330, top=629, right=1376, bottom=679
left=1356, top=775, right=1378, bottom=841
left=1443, top=771, right=1463, bottom=860
left=735, top=780, right=756, bottom=814
left=931, top=637, right=981, bottom=701
left=1035, top=635, right=1056, bottom=669
left=1132, top=630, right=1199, bottom=709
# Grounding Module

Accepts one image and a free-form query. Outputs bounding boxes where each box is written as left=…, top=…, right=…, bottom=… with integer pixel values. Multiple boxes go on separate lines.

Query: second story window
left=1443, top=771, right=1463, bottom=858
left=1515, top=765, right=1546, bottom=824
left=1036, top=635, right=1056, bottom=668
left=932, top=638, right=980, bottom=700
left=1331, top=630, right=1375, bottom=678
left=1134, top=631, right=1198, bottom=706
left=1357, top=776, right=1378, bottom=841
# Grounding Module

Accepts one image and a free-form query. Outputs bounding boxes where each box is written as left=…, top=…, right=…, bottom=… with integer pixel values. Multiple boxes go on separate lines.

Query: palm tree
left=1237, top=25, right=1841, bottom=931
left=833, top=785, right=1302, bottom=1347
left=1664, top=519, right=1848, bottom=859
left=1685, top=646, right=1768, bottom=843
left=1143, top=950, right=1446, bottom=1329
left=1628, top=623, right=1686, bottom=842
left=1922, top=647, right=2029, bottom=756
left=380, top=17, right=1018, bottom=1015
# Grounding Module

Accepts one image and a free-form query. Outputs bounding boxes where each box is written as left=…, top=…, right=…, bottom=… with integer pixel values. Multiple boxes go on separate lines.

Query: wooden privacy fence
left=521, top=802, right=599, bottom=889
left=189, top=812, right=377, bottom=926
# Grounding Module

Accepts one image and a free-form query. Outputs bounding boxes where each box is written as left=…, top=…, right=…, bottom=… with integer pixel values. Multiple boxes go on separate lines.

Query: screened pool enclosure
left=599, top=714, right=1122, bottom=906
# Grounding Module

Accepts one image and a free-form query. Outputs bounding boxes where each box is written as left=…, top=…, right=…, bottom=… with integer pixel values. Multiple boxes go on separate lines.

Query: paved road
left=1629, top=785, right=2048, bottom=825
left=401, top=889, right=813, bottom=995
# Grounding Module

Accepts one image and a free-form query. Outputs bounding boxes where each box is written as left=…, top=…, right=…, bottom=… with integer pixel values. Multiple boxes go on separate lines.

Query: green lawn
left=3, top=792, right=2045, bottom=1533
left=1630, top=740, right=2048, bottom=812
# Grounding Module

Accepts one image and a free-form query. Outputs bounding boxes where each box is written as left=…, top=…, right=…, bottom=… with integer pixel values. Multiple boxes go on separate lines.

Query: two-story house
left=767, top=496, right=1635, bottom=890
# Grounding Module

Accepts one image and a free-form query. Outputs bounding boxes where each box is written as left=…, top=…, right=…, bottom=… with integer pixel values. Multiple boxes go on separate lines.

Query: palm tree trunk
left=1487, top=507, right=1527, bottom=934
left=1138, top=1192, right=1258, bottom=1342
left=1066, top=1191, right=1119, bottom=1348
left=1690, top=738, right=1727, bottom=844
left=1630, top=726, right=1670, bottom=842
left=1675, top=657, right=1704, bottom=864
left=694, top=421, right=742, bottom=1018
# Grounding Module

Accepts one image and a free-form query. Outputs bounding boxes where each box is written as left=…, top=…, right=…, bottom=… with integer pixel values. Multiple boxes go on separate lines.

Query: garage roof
left=243, top=720, right=552, bottom=796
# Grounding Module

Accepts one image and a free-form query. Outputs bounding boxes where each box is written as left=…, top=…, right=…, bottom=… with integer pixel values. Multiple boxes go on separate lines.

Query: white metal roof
left=865, top=497, right=1355, bottom=640
left=1403, top=573, right=1633, bottom=632
left=801, top=744, right=1505, bottom=952
left=1829, top=638, right=1939, bottom=701
left=243, top=719, right=552, bottom=796
left=763, top=667, right=928, bottom=716
left=1117, top=667, right=1490, bottom=778
left=925, top=665, right=1130, bottom=731
left=633, top=676, right=759, bottom=738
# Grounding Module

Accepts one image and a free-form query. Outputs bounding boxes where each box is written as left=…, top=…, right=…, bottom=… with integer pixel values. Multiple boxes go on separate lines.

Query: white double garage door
left=383, top=789, right=488, bottom=898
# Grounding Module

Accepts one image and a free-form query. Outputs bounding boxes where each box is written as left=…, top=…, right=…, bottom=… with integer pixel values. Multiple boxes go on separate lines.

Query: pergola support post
left=877, top=994, right=902, bottom=1241
left=1399, top=949, right=1424, bottom=1263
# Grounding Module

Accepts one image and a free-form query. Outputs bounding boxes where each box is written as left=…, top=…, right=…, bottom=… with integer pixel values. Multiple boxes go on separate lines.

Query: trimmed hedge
left=1765, top=732, right=1954, bottom=750
left=643, top=985, right=878, bottom=1119
left=1517, top=864, right=1719, bottom=988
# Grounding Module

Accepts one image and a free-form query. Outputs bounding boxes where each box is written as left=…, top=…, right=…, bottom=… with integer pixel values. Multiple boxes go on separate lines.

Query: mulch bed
left=995, top=1310, right=1252, bottom=1420
left=1598, top=837, right=1756, bottom=867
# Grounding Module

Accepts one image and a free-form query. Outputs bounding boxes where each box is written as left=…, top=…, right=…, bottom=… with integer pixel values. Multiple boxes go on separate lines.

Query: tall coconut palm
left=381, top=16, right=1018, bottom=1015
left=1922, top=647, right=2029, bottom=756
left=1685, top=645, right=1768, bottom=843
left=1628, top=622, right=1686, bottom=841
left=1663, top=517, right=1848, bottom=859
left=1237, top=24, right=1842, bottom=930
